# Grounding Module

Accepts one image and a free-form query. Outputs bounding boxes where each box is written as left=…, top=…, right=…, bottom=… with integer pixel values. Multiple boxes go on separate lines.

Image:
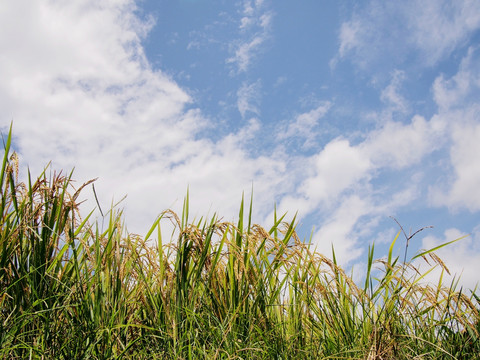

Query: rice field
left=1, top=126, right=479, bottom=359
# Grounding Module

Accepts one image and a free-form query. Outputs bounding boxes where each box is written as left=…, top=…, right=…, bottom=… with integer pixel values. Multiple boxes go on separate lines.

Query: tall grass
left=1, top=126, right=479, bottom=359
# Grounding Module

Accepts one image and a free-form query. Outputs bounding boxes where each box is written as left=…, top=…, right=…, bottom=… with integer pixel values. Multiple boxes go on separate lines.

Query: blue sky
left=1, top=0, right=480, bottom=289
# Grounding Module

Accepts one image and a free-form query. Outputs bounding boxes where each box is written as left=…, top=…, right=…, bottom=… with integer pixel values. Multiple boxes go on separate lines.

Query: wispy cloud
left=279, top=102, right=332, bottom=149
left=432, top=47, right=480, bottom=111
left=237, top=79, right=262, bottom=118
left=337, top=18, right=363, bottom=59
left=380, top=70, right=409, bottom=114
left=408, top=0, right=480, bottom=66
left=226, top=0, right=273, bottom=73
left=332, top=0, right=480, bottom=70
left=331, top=2, right=405, bottom=71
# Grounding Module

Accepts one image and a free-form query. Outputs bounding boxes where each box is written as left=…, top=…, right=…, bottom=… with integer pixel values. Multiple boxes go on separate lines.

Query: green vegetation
left=1, top=126, right=479, bottom=359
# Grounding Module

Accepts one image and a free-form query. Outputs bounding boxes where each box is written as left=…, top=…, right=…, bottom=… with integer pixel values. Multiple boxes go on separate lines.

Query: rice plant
left=1, top=125, right=479, bottom=359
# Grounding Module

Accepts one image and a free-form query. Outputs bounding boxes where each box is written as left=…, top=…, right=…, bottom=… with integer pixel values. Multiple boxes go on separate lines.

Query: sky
left=1, top=0, right=480, bottom=290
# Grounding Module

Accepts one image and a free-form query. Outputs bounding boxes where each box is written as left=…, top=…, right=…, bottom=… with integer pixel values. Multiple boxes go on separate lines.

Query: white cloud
left=380, top=70, right=409, bottom=114
left=226, top=0, right=272, bottom=73
left=361, top=115, right=447, bottom=169
left=296, top=1, right=480, bottom=274
left=237, top=80, right=262, bottom=118
left=239, top=0, right=267, bottom=30
left=0, top=1, right=286, bottom=235
left=429, top=47, right=480, bottom=212
left=279, top=102, right=332, bottom=148
left=274, top=112, right=450, bottom=266
left=408, top=0, right=480, bottom=65
left=228, top=36, right=264, bottom=72
left=311, top=195, right=369, bottom=264
left=334, top=1, right=480, bottom=69
left=333, top=2, right=404, bottom=70
left=338, top=18, right=363, bottom=58
left=447, top=122, right=480, bottom=211
left=300, top=139, right=371, bottom=206
left=273, top=76, right=287, bottom=88
left=433, top=46, right=480, bottom=111
left=430, top=119, right=480, bottom=212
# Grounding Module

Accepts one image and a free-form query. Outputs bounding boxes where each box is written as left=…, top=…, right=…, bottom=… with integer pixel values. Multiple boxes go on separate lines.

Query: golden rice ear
left=9, top=151, right=18, bottom=183
left=429, top=252, right=451, bottom=276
